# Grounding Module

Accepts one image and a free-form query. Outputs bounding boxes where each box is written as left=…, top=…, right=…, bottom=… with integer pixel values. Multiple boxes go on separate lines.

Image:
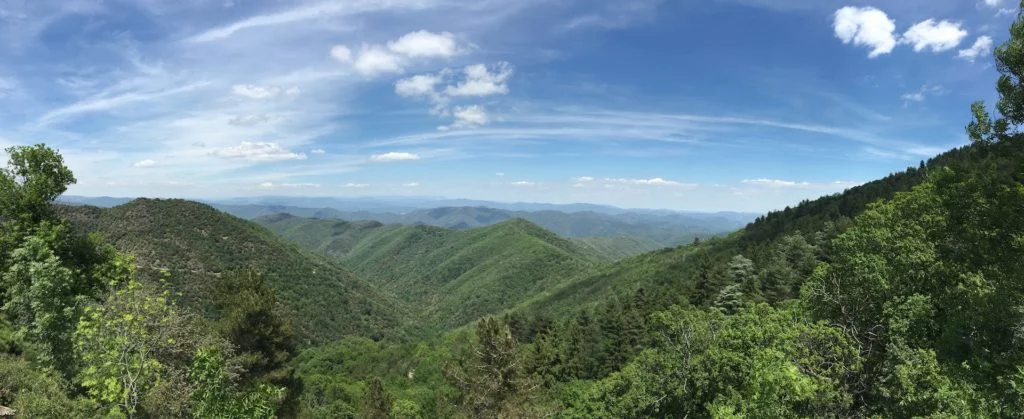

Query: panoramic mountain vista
left=3, top=0, right=1024, bottom=418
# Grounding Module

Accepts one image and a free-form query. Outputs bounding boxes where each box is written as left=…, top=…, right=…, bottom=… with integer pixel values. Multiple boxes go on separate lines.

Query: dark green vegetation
left=6, top=8, right=1024, bottom=417
left=256, top=214, right=601, bottom=329
left=56, top=199, right=409, bottom=344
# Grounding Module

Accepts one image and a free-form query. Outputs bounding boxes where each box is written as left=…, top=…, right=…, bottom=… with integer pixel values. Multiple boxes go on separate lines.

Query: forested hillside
left=257, top=214, right=602, bottom=330
left=56, top=200, right=411, bottom=344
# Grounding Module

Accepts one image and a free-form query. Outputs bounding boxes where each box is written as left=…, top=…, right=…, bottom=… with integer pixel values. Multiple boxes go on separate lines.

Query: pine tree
left=360, top=377, right=392, bottom=419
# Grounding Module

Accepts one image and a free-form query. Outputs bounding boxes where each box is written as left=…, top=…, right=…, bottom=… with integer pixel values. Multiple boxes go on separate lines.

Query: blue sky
left=0, top=0, right=1014, bottom=212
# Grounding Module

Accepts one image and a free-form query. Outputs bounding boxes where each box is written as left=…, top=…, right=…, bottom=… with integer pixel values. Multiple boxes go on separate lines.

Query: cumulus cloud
left=335, top=30, right=466, bottom=77
left=352, top=45, right=405, bottom=76
left=440, top=105, right=489, bottom=130
left=231, top=84, right=299, bottom=99
left=958, top=36, right=994, bottom=62
left=983, top=0, right=1002, bottom=6
left=211, top=141, right=307, bottom=162
left=901, top=19, right=968, bottom=53
left=387, top=30, right=460, bottom=58
left=393, top=72, right=446, bottom=99
left=572, top=176, right=595, bottom=182
left=370, top=151, right=421, bottom=162
left=511, top=181, right=536, bottom=186
left=445, top=62, right=513, bottom=97
left=833, top=6, right=897, bottom=58
left=330, top=45, right=352, bottom=62
left=133, top=159, right=156, bottom=168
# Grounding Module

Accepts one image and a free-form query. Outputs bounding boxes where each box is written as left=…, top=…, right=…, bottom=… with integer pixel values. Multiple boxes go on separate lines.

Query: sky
left=0, top=0, right=1015, bottom=212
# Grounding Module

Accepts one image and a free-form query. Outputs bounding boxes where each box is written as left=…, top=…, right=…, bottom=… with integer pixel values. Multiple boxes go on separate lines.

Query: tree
left=0, top=144, right=76, bottom=226
left=360, top=377, right=392, bottom=419
left=74, top=275, right=180, bottom=418
left=447, top=317, right=538, bottom=417
left=211, top=269, right=300, bottom=414
left=189, top=347, right=279, bottom=419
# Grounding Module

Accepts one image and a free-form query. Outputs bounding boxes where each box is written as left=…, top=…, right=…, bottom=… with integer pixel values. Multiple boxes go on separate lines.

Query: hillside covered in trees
left=256, top=214, right=602, bottom=330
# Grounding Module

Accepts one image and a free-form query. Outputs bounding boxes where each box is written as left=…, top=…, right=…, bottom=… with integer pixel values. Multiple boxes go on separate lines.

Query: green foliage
left=189, top=347, right=279, bottom=419
left=259, top=216, right=602, bottom=330
left=0, top=144, right=76, bottom=225
left=445, top=317, right=545, bottom=418
left=361, top=377, right=392, bottom=419
left=563, top=304, right=861, bottom=418
left=74, top=276, right=179, bottom=417
left=0, top=354, right=99, bottom=418
left=211, top=269, right=300, bottom=414
left=57, top=198, right=410, bottom=343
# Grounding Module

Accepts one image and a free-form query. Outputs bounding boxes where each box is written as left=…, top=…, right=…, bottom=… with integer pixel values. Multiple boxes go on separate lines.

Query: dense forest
left=3, top=7, right=1024, bottom=419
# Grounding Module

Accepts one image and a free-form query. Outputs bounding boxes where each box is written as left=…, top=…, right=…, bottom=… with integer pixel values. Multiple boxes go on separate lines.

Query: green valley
left=256, top=214, right=602, bottom=330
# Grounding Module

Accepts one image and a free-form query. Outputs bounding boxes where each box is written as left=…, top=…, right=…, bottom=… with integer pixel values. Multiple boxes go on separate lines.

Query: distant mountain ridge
left=256, top=214, right=603, bottom=330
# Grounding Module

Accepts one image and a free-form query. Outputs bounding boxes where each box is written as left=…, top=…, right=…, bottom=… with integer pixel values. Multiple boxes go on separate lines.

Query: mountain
left=522, top=143, right=981, bottom=317
left=255, top=214, right=602, bottom=329
left=55, top=199, right=412, bottom=344
left=217, top=204, right=752, bottom=255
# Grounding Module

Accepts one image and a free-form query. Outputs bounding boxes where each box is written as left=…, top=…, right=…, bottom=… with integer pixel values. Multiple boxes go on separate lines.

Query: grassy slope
left=257, top=215, right=602, bottom=329
left=57, top=199, right=412, bottom=344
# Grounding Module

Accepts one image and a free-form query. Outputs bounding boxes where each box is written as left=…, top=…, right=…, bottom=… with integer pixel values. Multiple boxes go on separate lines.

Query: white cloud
left=311, top=148, right=326, bottom=155
left=901, top=84, right=944, bottom=103
left=259, top=181, right=320, bottom=189
left=403, top=182, right=420, bottom=187
left=984, top=0, right=1002, bottom=7
left=387, top=30, right=460, bottom=58
left=330, top=45, right=352, bottom=62
left=901, top=92, right=925, bottom=102
left=441, top=105, right=489, bottom=130
left=445, top=63, right=513, bottom=97
left=395, top=73, right=445, bottom=98
left=231, top=84, right=299, bottom=99
left=343, top=182, right=369, bottom=188
left=742, top=178, right=809, bottom=187
left=605, top=177, right=696, bottom=187
left=352, top=44, right=405, bottom=76
left=833, top=6, right=897, bottom=58
left=211, top=141, right=307, bottom=162
left=572, top=176, right=595, bottom=182
left=996, top=8, right=1016, bottom=17
left=185, top=1, right=437, bottom=43
left=511, top=181, right=536, bottom=186
left=901, top=19, right=968, bottom=53
left=133, top=159, right=157, bottom=168
left=370, top=151, right=421, bottom=162
left=231, top=84, right=279, bottom=99
left=958, top=36, right=994, bottom=62
left=495, top=172, right=505, bottom=177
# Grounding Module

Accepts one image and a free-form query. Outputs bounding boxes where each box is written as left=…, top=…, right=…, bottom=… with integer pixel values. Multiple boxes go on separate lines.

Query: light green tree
left=74, top=273, right=178, bottom=418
